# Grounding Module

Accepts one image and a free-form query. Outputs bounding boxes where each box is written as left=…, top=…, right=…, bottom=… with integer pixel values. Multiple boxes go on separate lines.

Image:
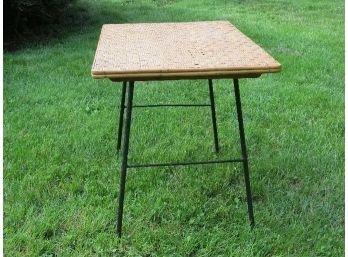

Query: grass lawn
left=3, top=0, right=344, bottom=256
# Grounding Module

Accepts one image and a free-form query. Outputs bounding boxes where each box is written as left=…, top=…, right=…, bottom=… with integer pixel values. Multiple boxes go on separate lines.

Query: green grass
left=4, top=0, right=344, bottom=256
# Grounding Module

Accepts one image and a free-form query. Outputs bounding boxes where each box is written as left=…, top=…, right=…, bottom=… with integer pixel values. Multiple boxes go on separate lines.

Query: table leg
left=117, top=81, right=134, bottom=237
left=116, top=81, right=127, bottom=155
left=208, top=79, right=219, bottom=153
left=233, top=78, right=255, bottom=227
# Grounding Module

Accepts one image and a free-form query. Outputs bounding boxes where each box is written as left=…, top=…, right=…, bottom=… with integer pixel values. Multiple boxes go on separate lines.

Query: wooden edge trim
left=91, top=68, right=280, bottom=81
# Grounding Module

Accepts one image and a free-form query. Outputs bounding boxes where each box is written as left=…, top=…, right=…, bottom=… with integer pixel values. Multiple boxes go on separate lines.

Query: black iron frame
left=115, top=79, right=254, bottom=237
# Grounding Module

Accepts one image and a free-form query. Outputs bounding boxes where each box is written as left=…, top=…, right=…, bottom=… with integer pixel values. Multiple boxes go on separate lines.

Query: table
left=91, top=21, right=281, bottom=237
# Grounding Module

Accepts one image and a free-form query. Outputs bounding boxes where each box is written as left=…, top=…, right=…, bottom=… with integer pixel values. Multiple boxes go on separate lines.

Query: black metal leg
left=117, top=81, right=135, bottom=237
left=116, top=81, right=127, bottom=155
left=233, top=78, right=255, bottom=228
left=208, top=79, right=219, bottom=153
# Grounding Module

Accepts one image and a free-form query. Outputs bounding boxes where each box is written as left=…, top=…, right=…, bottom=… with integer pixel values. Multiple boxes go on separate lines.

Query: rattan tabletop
left=91, top=21, right=281, bottom=81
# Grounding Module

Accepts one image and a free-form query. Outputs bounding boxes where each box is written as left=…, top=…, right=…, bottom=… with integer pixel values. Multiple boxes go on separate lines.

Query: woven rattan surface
left=91, top=21, right=281, bottom=80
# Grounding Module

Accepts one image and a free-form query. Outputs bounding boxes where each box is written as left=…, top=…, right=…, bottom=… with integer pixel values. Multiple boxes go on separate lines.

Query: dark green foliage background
left=4, top=0, right=75, bottom=47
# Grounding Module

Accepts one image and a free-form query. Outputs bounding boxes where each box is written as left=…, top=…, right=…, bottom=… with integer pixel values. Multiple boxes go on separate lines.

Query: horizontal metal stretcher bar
left=127, top=159, right=244, bottom=168
left=126, top=104, right=211, bottom=108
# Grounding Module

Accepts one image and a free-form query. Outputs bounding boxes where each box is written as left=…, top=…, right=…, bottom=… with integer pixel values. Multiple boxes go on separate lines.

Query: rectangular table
left=91, top=21, right=281, bottom=237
